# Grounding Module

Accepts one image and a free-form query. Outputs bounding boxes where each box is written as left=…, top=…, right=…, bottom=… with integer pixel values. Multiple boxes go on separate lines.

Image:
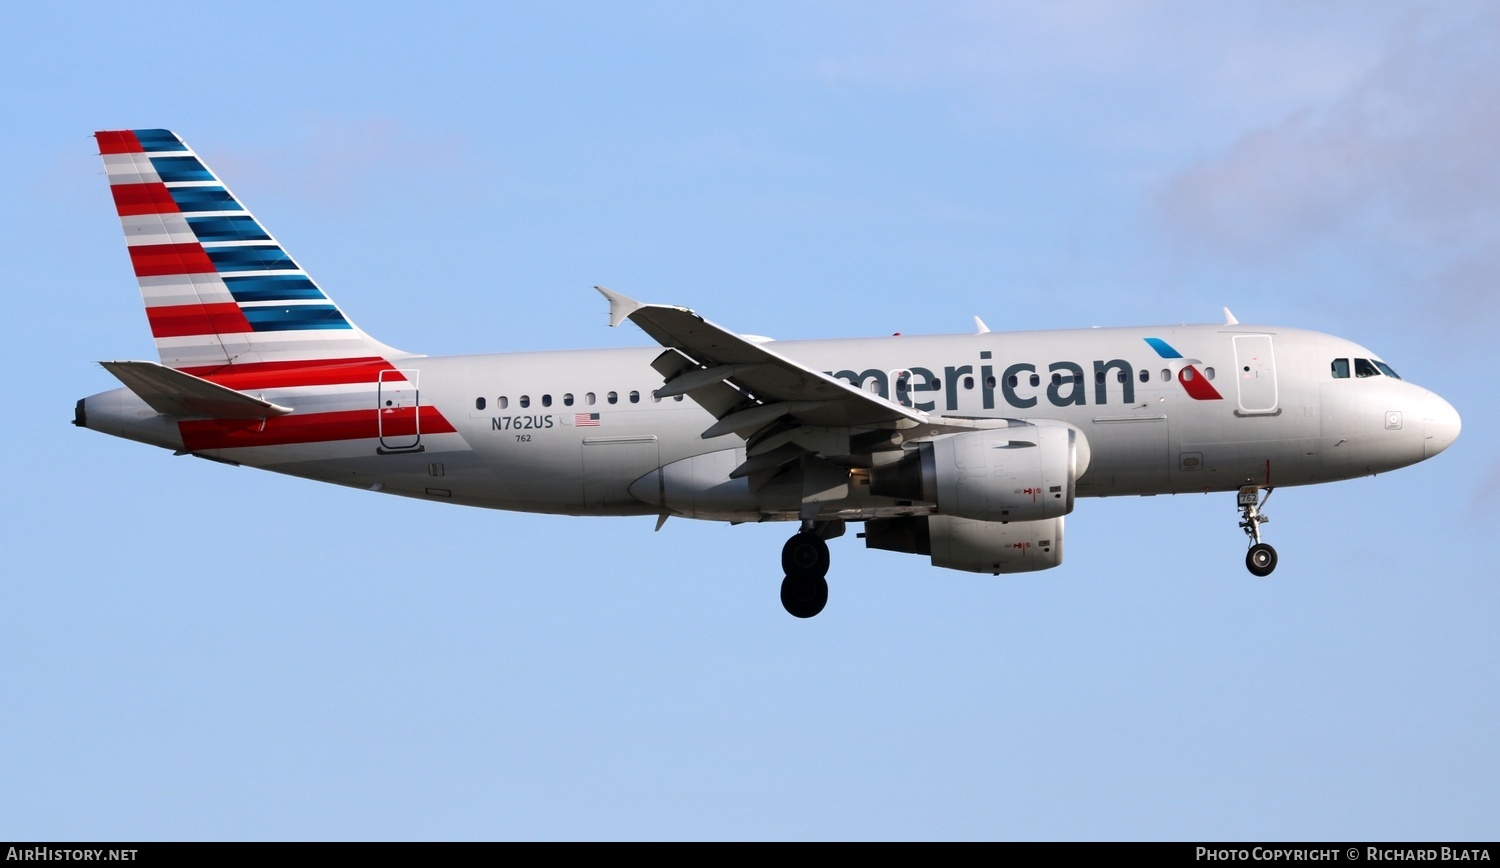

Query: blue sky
left=3, top=1, right=1496, bottom=841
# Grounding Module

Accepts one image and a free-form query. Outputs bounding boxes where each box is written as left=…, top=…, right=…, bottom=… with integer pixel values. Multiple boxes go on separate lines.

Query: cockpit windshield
left=1332, top=357, right=1402, bottom=380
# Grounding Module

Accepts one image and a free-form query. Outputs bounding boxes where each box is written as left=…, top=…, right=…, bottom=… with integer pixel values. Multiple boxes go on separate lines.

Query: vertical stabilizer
left=95, top=129, right=410, bottom=373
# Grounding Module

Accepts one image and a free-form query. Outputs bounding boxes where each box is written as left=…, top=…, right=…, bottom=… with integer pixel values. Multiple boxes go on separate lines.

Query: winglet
left=1223, top=307, right=1239, bottom=325
left=595, top=286, right=646, bottom=328
left=973, top=316, right=991, bottom=334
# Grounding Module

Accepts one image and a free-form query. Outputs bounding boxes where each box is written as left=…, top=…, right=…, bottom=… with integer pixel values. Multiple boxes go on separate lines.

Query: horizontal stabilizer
left=100, top=360, right=293, bottom=418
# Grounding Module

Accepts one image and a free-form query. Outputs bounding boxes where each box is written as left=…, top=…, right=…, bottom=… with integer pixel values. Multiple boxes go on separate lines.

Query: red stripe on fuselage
left=111, top=183, right=179, bottom=216
left=179, top=358, right=406, bottom=390
left=146, top=303, right=253, bottom=338
left=178, top=406, right=456, bottom=451
left=129, top=243, right=216, bottom=277
left=96, top=130, right=143, bottom=154
left=1178, top=366, right=1224, bottom=401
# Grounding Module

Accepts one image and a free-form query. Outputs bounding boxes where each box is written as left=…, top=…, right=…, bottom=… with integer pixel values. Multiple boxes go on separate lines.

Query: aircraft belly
left=629, top=448, right=798, bottom=520
left=1170, top=438, right=1320, bottom=489
left=582, top=434, right=660, bottom=510
left=1078, top=415, right=1169, bottom=495
left=462, top=427, right=585, bottom=510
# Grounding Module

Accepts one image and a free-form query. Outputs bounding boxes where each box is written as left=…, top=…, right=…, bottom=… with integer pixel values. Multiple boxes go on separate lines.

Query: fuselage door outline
left=378, top=368, right=422, bottom=452
left=1233, top=334, right=1279, bottom=415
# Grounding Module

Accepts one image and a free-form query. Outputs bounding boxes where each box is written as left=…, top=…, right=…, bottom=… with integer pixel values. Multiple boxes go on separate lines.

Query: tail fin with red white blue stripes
left=95, top=129, right=410, bottom=374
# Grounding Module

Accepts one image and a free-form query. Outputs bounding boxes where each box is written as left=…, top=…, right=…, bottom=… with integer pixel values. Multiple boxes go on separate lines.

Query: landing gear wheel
left=1246, top=543, right=1278, bottom=577
left=1237, top=486, right=1277, bottom=578
left=780, top=574, right=828, bottom=619
left=781, top=532, right=830, bottom=580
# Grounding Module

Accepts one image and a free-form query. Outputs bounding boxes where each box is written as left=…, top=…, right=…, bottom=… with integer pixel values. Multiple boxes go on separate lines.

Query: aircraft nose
left=1422, top=391, right=1461, bottom=458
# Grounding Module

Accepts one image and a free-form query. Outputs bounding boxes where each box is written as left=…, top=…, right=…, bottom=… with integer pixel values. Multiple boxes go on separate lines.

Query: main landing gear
left=780, top=522, right=835, bottom=618
left=1238, top=485, right=1277, bottom=577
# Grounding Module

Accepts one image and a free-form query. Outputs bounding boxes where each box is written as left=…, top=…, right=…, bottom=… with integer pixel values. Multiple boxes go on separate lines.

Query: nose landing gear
left=1238, top=485, right=1277, bottom=577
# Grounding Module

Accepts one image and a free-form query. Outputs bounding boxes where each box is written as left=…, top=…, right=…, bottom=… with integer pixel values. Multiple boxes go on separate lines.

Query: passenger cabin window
left=563, top=393, right=574, bottom=406
left=1030, top=374, right=1040, bottom=387
left=585, top=392, right=596, bottom=405
left=607, top=391, right=618, bottom=404
left=629, top=390, right=640, bottom=404
left=1138, top=369, right=1149, bottom=383
left=475, top=397, right=486, bottom=410
left=1331, top=359, right=1350, bottom=379
left=1205, top=367, right=1215, bottom=380
left=541, top=394, right=552, bottom=407
left=1355, top=358, right=1380, bottom=378
left=963, top=376, right=974, bottom=390
left=519, top=395, right=530, bottom=408
left=498, top=396, right=509, bottom=409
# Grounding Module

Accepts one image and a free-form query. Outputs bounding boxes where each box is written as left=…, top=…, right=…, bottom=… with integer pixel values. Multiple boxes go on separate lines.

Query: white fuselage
left=80, top=322, right=1461, bottom=522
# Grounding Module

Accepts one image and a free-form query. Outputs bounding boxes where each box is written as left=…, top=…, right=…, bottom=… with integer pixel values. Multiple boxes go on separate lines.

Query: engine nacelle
left=868, top=424, right=1086, bottom=522
left=863, top=514, right=1064, bottom=574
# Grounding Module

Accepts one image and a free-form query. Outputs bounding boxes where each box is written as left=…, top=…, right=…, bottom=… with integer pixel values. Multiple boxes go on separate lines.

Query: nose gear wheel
left=1238, top=486, right=1277, bottom=577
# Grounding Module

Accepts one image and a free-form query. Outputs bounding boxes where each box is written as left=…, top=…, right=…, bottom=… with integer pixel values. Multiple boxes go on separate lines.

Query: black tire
left=780, top=574, right=829, bottom=619
left=1246, top=543, right=1278, bottom=577
left=781, top=532, right=830, bottom=580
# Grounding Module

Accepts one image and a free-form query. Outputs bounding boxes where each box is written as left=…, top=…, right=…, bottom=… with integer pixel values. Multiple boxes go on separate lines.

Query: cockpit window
left=1374, top=361, right=1401, bottom=380
left=1331, top=359, right=1350, bottom=379
left=1354, top=358, right=1380, bottom=378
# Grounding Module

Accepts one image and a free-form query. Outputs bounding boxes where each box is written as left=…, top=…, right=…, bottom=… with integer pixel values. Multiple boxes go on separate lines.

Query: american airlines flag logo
left=575, top=413, right=601, bottom=427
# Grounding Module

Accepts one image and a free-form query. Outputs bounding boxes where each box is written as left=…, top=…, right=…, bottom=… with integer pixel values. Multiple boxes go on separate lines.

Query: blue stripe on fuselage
left=1144, top=337, right=1182, bottom=359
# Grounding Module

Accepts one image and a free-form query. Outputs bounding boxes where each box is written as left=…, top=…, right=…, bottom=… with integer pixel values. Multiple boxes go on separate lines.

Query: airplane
left=75, top=129, right=1462, bottom=618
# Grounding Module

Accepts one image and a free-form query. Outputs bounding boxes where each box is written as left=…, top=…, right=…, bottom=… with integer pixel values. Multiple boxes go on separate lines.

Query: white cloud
left=1155, top=7, right=1500, bottom=324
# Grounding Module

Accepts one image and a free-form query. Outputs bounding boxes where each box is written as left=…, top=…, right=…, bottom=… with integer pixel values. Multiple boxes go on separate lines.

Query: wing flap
left=649, top=349, right=745, bottom=418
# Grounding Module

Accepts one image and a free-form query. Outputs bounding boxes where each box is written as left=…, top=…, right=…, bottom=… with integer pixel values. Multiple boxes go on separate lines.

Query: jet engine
left=868, top=424, right=1088, bottom=522
left=862, top=514, right=1064, bottom=574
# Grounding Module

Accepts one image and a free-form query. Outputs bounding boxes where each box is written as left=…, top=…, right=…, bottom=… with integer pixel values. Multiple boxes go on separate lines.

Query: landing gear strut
left=1238, top=485, right=1277, bottom=577
left=780, top=523, right=832, bottom=618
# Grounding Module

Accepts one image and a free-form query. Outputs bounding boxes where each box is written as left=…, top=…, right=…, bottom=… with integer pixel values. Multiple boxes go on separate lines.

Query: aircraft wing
left=596, top=287, right=991, bottom=478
